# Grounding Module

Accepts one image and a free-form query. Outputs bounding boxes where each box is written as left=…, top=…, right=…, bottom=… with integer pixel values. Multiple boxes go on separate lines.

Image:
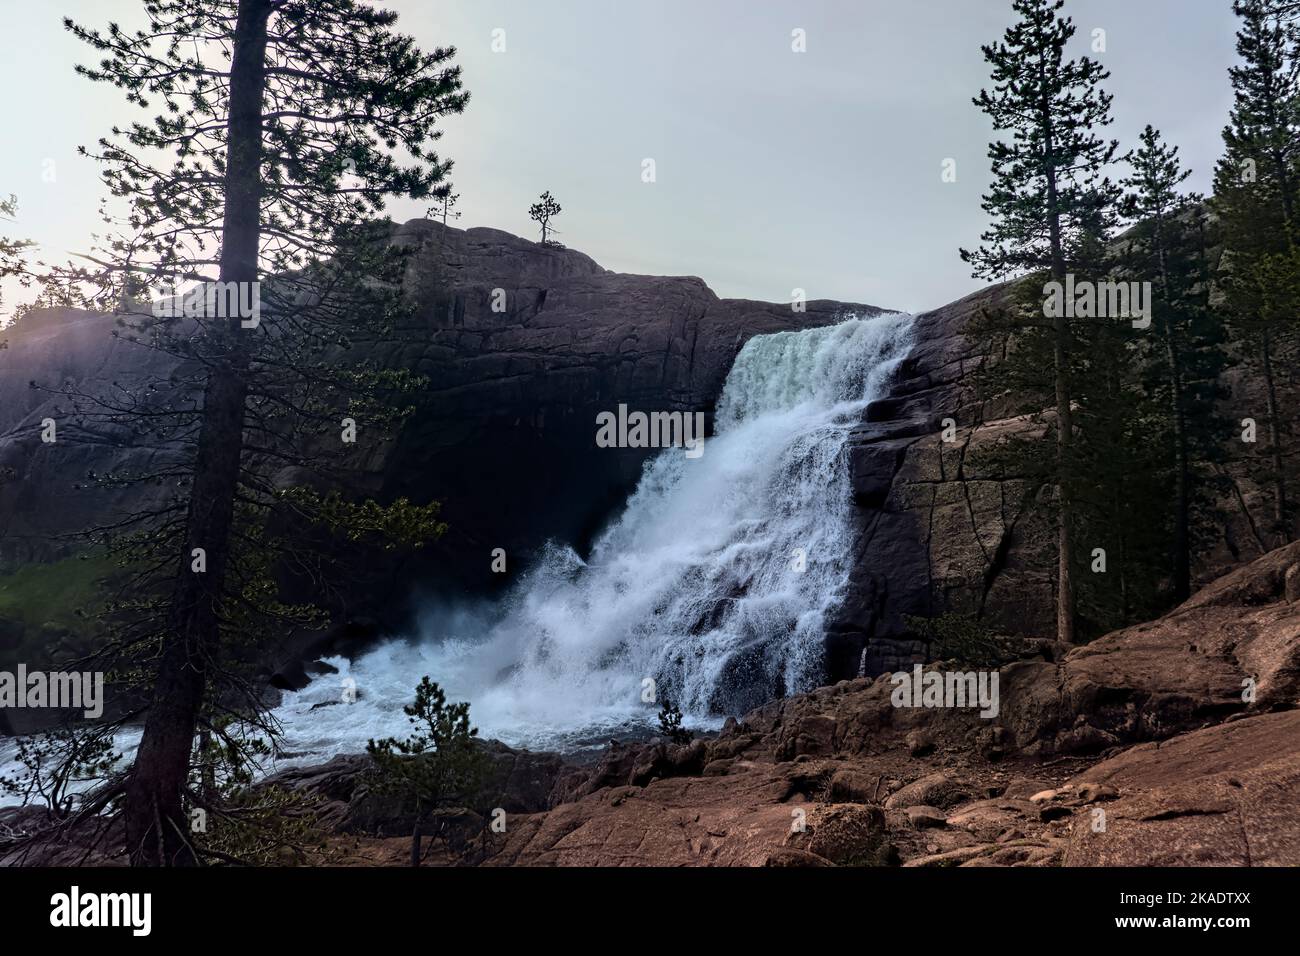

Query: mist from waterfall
left=0, top=312, right=915, bottom=798
left=266, top=312, right=915, bottom=760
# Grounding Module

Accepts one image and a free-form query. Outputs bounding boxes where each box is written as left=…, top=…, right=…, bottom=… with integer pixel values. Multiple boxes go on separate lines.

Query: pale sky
left=0, top=0, right=1240, bottom=316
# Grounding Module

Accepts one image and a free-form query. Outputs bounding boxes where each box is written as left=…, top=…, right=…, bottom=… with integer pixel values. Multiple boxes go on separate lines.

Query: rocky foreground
left=5, top=538, right=1297, bottom=867
left=265, top=538, right=1300, bottom=867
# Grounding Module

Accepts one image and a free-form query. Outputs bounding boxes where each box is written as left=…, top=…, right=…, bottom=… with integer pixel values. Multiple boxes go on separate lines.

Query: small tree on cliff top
left=429, top=189, right=461, bottom=227
left=529, top=190, right=562, bottom=246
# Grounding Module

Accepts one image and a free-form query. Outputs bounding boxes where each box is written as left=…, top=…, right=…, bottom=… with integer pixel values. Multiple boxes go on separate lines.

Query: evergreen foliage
left=366, top=677, right=487, bottom=867
left=961, top=0, right=1122, bottom=642
left=14, top=0, right=467, bottom=866
left=1212, top=0, right=1300, bottom=545
left=656, top=698, right=693, bottom=745
left=528, top=191, right=563, bottom=246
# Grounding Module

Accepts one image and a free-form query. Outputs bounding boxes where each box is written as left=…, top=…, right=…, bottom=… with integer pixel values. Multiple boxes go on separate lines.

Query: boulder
left=1064, top=711, right=1300, bottom=866
left=906, top=806, right=949, bottom=829
left=829, top=769, right=880, bottom=804
left=262, top=739, right=576, bottom=836
left=884, top=772, right=976, bottom=810
left=785, top=804, right=894, bottom=866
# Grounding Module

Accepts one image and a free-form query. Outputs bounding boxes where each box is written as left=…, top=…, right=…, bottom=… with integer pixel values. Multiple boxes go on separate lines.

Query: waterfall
left=0, top=312, right=916, bottom=797
left=266, top=311, right=915, bottom=758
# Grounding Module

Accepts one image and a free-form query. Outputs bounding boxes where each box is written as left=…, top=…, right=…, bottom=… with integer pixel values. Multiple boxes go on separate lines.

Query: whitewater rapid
left=0, top=312, right=914, bottom=798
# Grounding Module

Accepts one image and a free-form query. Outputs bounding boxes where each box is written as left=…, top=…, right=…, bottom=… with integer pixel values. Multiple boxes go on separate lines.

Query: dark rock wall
left=0, top=221, right=886, bottom=631
left=824, top=284, right=1058, bottom=678
left=4, top=221, right=1283, bottom=686
left=828, top=272, right=1298, bottom=680
left=377, top=221, right=887, bottom=599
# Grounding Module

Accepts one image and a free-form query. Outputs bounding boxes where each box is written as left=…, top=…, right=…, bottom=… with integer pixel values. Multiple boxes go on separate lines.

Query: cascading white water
left=266, top=311, right=915, bottom=761
left=0, top=312, right=915, bottom=798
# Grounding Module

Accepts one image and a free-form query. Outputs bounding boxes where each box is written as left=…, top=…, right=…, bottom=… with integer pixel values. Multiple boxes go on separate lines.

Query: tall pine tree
left=1120, top=127, right=1228, bottom=599
left=1213, top=0, right=1300, bottom=545
left=1066, top=208, right=1169, bottom=634
left=961, top=0, right=1120, bottom=643
left=55, top=0, right=468, bottom=866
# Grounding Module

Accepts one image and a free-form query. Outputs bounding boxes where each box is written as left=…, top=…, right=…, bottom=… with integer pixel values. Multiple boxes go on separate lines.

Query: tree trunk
left=1167, top=339, right=1192, bottom=600
left=1155, top=223, right=1192, bottom=601
left=1260, top=327, right=1291, bottom=545
left=410, top=800, right=423, bottom=868
left=1041, top=95, right=1076, bottom=644
left=123, top=0, right=269, bottom=867
left=1271, top=146, right=1295, bottom=239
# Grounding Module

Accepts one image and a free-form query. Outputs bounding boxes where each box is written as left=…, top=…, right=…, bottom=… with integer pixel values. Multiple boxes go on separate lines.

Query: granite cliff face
left=0, top=305, right=186, bottom=569
left=823, top=275, right=1292, bottom=680
left=826, top=284, right=1056, bottom=678
left=0, top=220, right=888, bottom=643
left=0, top=223, right=872, bottom=567
left=1, top=221, right=1281, bottom=689
left=374, top=220, right=891, bottom=598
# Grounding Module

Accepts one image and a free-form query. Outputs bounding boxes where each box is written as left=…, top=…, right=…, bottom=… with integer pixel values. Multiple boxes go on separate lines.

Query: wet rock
left=262, top=739, right=575, bottom=837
